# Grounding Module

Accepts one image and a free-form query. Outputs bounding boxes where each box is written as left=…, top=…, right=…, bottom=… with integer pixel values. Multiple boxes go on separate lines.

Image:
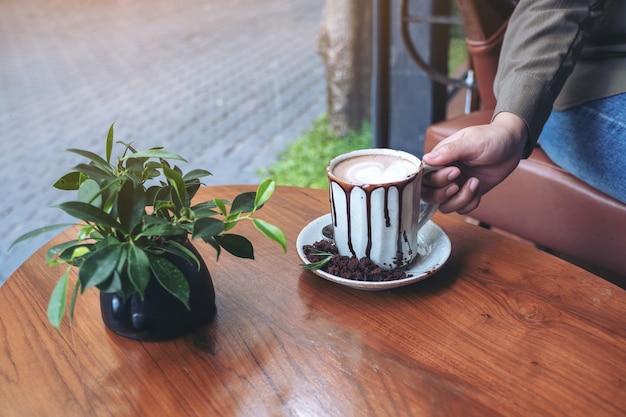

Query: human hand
left=422, top=112, right=529, bottom=214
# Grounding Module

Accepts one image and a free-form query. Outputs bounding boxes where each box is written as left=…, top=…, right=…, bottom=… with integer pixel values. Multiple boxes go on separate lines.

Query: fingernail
left=447, top=168, right=461, bottom=181
left=469, top=178, right=479, bottom=193
left=424, top=151, right=440, bottom=161
left=445, top=184, right=459, bottom=197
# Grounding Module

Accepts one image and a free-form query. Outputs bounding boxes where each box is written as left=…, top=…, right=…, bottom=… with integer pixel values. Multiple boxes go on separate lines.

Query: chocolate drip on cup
left=326, top=149, right=441, bottom=271
left=328, top=167, right=417, bottom=268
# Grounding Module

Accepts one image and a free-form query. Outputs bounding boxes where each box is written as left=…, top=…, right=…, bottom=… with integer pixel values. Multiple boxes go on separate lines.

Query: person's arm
left=494, top=0, right=606, bottom=153
left=422, top=0, right=607, bottom=214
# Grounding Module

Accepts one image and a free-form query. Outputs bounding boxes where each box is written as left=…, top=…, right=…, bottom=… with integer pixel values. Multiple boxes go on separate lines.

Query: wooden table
left=2, top=185, right=625, bottom=417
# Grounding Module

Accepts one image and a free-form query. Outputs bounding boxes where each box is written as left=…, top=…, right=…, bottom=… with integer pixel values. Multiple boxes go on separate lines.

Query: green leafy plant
left=11, top=124, right=286, bottom=329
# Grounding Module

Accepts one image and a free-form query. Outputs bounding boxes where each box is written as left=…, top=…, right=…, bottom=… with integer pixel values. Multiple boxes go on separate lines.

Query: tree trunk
left=318, top=0, right=372, bottom=137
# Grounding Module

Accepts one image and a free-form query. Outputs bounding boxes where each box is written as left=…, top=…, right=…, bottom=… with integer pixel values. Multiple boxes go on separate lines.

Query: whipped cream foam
left=332, top=154, right=418, bottom=184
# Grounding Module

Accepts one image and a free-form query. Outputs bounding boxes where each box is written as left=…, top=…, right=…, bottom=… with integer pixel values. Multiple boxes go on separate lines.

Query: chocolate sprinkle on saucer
left=302, top=240, right=412, bottom=282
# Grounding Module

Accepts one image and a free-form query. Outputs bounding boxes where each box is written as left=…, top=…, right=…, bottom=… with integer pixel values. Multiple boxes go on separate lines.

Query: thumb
left=423, top=134, right=478, bottom=166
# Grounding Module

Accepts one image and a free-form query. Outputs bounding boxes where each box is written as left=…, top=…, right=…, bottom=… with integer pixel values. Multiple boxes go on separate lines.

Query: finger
left=422, top=166, right=461, bottom=187
left=422, top=182, right=460, bottom=205
left=423, top=129, right=482, bottom=166
left=457, top=193, right=481, bottom=215
left=438, top=177, right=480, bottom=214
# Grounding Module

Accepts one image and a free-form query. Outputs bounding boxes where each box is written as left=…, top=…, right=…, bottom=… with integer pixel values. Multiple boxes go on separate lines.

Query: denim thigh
left=538, top=93, right=626, bottom=204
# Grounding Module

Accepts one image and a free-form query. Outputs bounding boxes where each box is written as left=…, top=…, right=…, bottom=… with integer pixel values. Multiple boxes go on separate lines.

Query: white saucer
left=296, top=214, right=451, bottom=290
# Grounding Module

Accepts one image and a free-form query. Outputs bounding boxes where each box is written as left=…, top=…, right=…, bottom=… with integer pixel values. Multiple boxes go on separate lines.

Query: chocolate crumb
left=303, top=240, right=412, bottom=282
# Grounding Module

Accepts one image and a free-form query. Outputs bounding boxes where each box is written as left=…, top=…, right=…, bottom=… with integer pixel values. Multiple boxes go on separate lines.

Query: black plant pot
left=100, top=244, right=217, bottom=341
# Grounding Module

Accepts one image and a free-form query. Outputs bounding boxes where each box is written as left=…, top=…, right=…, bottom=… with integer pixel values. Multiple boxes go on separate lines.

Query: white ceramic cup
left=327, top=148, right=440, bottom=270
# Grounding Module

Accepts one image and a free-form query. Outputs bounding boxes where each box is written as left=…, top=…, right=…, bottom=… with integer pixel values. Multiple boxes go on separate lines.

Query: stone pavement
left=0, top=0, right=327, bottom=284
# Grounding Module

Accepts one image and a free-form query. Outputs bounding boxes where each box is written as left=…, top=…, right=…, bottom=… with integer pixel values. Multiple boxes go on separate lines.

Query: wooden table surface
left=2, top=185, right=625, bottom=417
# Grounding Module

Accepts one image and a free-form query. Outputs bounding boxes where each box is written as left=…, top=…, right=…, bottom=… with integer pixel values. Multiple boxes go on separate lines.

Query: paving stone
left=0, top=0, right=326, bottom=284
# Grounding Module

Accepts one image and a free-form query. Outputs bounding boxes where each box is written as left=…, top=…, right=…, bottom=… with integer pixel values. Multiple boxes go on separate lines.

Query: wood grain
left=1, top=185, right=625, bottom=417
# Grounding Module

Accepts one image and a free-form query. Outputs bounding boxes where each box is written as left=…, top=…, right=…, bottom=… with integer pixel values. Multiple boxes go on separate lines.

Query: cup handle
left=417, top=163, right=443, bottom=229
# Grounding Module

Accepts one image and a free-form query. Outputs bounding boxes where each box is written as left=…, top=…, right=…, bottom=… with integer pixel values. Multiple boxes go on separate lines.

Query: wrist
left=492, top=112, right=532, bottom=158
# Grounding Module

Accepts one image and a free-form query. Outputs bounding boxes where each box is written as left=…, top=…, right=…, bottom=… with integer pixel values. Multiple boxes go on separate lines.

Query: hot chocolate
left=327, top=149, right=435, bottom=269
left=331, top=153, right=418, bottom=185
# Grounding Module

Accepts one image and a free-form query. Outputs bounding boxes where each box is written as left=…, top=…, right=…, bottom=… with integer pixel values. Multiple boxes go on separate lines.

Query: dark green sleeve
left=492, top=0, right=607, bottom=151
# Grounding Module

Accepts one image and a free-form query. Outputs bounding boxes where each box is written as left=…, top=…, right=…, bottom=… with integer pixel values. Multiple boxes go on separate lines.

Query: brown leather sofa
left=424, top=0, right=626, bottom=281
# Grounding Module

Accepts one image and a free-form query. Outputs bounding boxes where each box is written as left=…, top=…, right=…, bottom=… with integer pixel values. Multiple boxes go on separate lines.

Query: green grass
left=448, top=37, right=467, bottom=76
left=259, top=114, right=372, bottom=189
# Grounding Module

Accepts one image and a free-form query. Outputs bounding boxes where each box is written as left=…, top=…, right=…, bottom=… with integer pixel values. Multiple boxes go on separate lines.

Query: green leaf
left=153, top=241, right=201, bottom=271
left=214, top=234, right=254, bottom=259
left=183, top=169, right=212, bottom=181
left=117, top=140, right=137, bottom=157
left=185, top=178, right=201, bottom=203
left=154, top=185, right=174, bottom=202
left=72, top=163, right=115, bottom=181
left=204, top=236, right=222, bottom=259
left=154, top=200, right=176, bottom=216
left=214, top=198, right=228, bottom=216
left=58, top=244, right=93, bottom=265
left=97, top=267, right=124, bottom=293
left=117, top=180, right=146, bottom=233
left=167, top=241, right=200, bottom=265
left=193, top=217, right=225, bottom=241
left=141, top=214, right=170, bottom=227
left=140, top=223, right=186, bottom=238
left=53, top=172, right=82, bottom=190
left=77, top=178, right=103, bottom=207
left=253, top=218, right=287, bottom=252
left=67, top=149, right=114, bottom=175
left=94, top=242, right=129, bottom=295
left=124, top=157, right=145, bottom=177
left=9, top=223, right=75, bottom=250
left=144, top=165, right=162, bottom=182
left=299, top=249, right=334, bottom=271
left=145, top=185, right=161, bottom=206
left=224, top=211, right=242, bottom=229
left=162, top=163, right=186, bottom=209
left=45, top=240, right=85, bottom=264
left=106, top=123, right=114, bottom=163
left=127, top=246, right=150, bottom=296
left=124, top=149, right=187, bottom=162
left=78, top=244, right=123, bottom=291
left=191, top=200, right=218, bottom=210
left=254, top=179, right=276, bottom=209
left=77, top=224, right=94, bottom=241
left=231, top=192, right=256, bottom=213
left=99, top=178, right=123, bottom=213
left=47, top=269, right=70, bottom=330
left=191, top=201, right=218, bottom=218
left=55, top=201, right=120, bottom=230
left=149, top=255, right=190, bottom=309
left=68, top=279, right=81, bottom=321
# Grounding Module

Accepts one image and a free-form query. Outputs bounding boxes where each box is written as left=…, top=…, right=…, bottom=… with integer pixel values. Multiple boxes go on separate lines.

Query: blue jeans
left=538, top=93, right=626, bottom=204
